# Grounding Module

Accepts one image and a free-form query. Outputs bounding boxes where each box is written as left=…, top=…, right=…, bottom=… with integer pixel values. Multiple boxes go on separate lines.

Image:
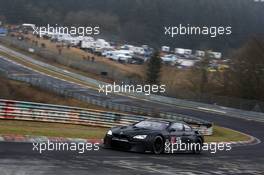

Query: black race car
left=103, top=119, right=204, bottom=154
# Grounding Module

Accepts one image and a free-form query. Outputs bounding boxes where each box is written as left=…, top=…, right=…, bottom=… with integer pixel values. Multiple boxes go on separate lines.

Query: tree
left=225, top=37, right=264, bottom=100
left=146, top=51, right=162, bottom=85
left=192, top=51, right=211, bottom=93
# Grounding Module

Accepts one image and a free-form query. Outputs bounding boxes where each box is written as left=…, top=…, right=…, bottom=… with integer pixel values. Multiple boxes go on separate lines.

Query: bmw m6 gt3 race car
left=103, top=119, right=204, bottom=154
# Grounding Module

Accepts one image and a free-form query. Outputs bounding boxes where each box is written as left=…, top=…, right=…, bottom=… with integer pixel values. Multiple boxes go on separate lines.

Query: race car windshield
left=134, top=121, right=169, bottom=130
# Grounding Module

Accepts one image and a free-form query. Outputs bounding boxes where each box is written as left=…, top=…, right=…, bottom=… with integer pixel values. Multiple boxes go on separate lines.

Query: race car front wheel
left=192, top=139, right=202, bottom=154
left=152, top=136, right=164, bottom=154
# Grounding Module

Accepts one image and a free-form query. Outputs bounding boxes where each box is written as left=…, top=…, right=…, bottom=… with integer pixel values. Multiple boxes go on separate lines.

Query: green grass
left=205, top=125, right=250, bottom=142
left=0, top=119, right=108, bottom=139
left=0, top=119, right=250, bottom=142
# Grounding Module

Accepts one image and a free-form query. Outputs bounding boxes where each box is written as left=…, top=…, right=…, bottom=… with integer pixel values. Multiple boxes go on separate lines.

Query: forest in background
left=0, top=0, right=264, bottom=53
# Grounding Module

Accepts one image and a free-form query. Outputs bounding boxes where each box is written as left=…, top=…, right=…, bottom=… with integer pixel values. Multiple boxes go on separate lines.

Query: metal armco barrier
left=0, top=99, right=213, bottom=135
left=3, top=75, right=212, bottom=130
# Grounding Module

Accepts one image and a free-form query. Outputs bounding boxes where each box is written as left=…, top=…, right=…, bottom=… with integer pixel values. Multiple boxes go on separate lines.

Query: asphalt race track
left=0, top=56, right=264, bottom=174
left=0, top=139, right=264, bottom=175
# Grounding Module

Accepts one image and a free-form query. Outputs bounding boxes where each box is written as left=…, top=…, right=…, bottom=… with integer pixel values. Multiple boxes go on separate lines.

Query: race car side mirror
left=169, top=128, right=176, bottom=132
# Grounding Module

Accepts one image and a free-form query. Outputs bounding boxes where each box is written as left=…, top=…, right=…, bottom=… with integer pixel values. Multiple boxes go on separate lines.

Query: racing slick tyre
left=192, top=138, right=202, bottom=154
left=152, top=135, right=164, bottom=155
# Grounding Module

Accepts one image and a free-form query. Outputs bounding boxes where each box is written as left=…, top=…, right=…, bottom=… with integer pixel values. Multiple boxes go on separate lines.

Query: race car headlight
left=133, top=135, right=147, bottom=140
left=107, top=130, right=112, bottom=136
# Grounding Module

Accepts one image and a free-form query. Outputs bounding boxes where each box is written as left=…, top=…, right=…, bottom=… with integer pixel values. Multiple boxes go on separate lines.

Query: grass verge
left=0, top=50, right=98, bottom=90
left=0, top=119, right=251, bottom=142
left=0, top=76, right=111, bottom=110
left=205, top=125, right=250, bottom=142
left=0, top=120, right=108, bottom=139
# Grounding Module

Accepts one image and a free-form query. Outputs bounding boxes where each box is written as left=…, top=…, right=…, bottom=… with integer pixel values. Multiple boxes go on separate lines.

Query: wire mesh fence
left=171, top=92, right=264, bottom=113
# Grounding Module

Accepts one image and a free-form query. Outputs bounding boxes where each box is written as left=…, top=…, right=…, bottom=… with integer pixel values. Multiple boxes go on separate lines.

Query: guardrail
left=0, top=99, right=213, bottom=135
left=3, top=74, right=212, bottom=128
left=146, top=94, right=264, bottom=123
